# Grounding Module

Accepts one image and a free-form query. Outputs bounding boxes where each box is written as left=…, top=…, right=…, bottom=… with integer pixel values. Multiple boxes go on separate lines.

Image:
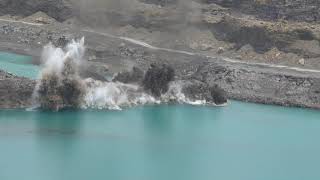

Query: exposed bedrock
left=190, top=61, right=320, bottom=108
left=204, top=0, right=320, bottom=22
left=136, top=0, right=320, bottom=23
left=208, top=15, right=320, bottom=55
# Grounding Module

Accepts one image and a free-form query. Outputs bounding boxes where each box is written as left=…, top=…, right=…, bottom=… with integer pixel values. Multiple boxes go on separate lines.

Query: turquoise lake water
left=0, top=52, right=39, bottom=79
left=0, top=103, right=320, bottom=180
left=1, top=52, right=320, bottom=180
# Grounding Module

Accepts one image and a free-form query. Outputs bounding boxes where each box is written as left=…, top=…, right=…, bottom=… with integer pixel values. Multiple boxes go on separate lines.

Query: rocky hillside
left=0, top=0, right=72, bottom=21
left=0, top=1, right=319, bottom=109
left=208, top=0, right=320, bottom=22
left=1, top=0, right=320, bottom=69
left=140, top=0, right=320, bottom=22
left=2, top=0, right=319, bottom=23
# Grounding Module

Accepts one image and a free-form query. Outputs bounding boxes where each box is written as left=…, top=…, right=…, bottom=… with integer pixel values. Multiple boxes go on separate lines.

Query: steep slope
left=0, top=0, right=72, bottom=21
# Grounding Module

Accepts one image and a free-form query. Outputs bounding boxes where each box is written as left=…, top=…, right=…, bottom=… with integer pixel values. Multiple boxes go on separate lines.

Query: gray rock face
left=250, top=0, right=320, bottom=22
left=191, top=60, right=320, bottom=108
left=205, top=0, right=320, bottom=22
left=208, top=15, right=319, bottom=55
left=0, top=0, right=72, bottom=21
left=0, top=18, right=319, bottom=109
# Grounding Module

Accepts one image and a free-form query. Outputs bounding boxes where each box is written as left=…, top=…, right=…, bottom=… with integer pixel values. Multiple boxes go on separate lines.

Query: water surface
left=0, top=102, right=320, bottom=180
left=0, top=52, right=39, bottom=79
left=1, top=51, right=320, bottom=180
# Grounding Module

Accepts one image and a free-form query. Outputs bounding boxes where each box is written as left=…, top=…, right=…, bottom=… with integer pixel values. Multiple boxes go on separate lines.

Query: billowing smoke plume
left=33, top=37, right=154, bottom=110
left=34, top=38, right=86, bottom=110
left=33, top=37, right=227, bottom=111
left=33, top=38, right=184, bottom=110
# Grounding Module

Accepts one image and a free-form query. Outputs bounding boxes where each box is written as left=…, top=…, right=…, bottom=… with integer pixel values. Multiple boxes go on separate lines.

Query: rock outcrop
left=189, top=60, right=320, bottom=108
left=208, top=15, right=320, bottom=54
left=205, top=0, right=320, bottom=22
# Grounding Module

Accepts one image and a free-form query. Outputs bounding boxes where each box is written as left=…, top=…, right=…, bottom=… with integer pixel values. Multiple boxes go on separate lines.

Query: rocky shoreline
left=202, top=59, right=320, bottom=109
left=0, top=70, right=36, bottom=109
left=0, top=20, right=319, bottom=109
left=0, top=1, right=319, bottom=109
